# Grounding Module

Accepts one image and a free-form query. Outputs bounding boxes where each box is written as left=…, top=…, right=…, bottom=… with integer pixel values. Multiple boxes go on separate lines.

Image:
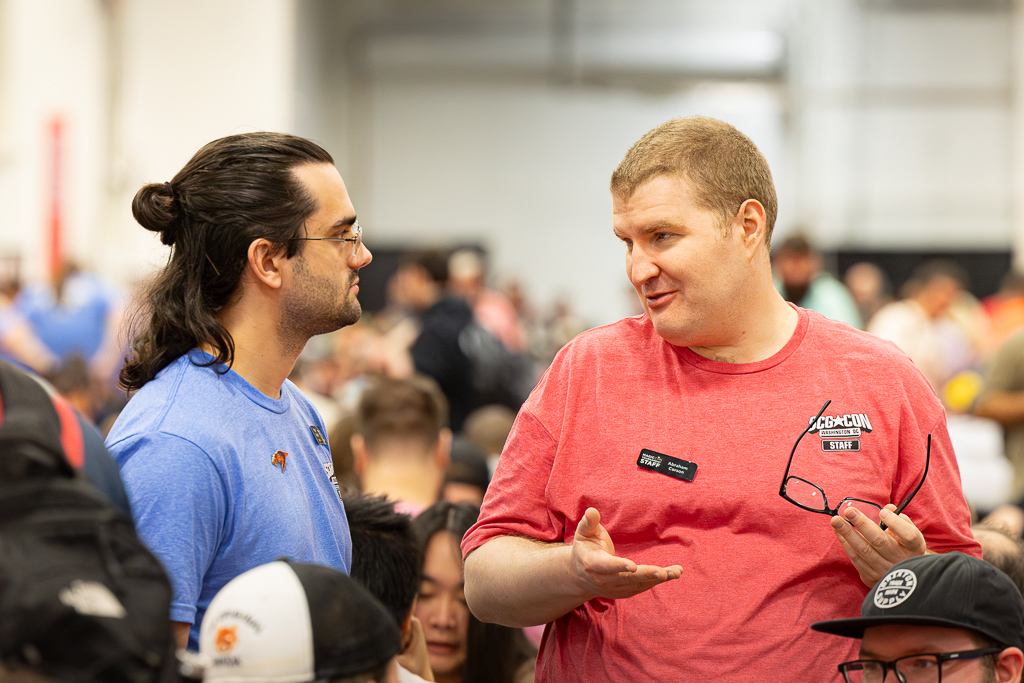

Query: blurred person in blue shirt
left=773, top=233, right=863, bottom=329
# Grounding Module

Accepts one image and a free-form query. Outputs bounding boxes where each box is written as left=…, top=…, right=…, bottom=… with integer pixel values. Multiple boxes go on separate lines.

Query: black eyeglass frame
left=779, top=399, right=931, bottom=532
left=838, top=646, right=1003, bottom=682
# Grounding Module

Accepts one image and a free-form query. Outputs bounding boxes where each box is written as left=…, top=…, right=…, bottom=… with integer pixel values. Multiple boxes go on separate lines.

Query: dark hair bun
left=132, top=182, right=180, bottom=246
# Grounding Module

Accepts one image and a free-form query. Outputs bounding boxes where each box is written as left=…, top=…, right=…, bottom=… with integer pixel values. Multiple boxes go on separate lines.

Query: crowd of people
left=2, top=119, right=1024, bottom=682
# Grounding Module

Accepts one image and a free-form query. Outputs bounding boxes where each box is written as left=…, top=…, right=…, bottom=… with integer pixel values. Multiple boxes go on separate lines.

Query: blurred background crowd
left=8, top=1, right=1024, bottom=678
left=3, top=0, right=1024, bottom=523
left=6, top=235, right=1024, bottom=521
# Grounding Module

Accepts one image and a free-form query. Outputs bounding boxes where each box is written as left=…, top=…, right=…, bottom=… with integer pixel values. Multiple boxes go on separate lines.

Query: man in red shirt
left=461, top=116, right=980, bottom=681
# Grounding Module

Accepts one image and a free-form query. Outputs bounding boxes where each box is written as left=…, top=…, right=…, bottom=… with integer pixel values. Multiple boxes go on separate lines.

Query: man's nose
left=628, top=245, right=659, bottom=285
left=351, top=241, right=373, bottom=269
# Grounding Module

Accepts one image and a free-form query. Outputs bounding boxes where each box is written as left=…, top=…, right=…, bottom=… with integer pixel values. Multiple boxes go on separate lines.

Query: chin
left=429, top=655, right=465, bottom=679
left=650, top=321, right=696, bottom=347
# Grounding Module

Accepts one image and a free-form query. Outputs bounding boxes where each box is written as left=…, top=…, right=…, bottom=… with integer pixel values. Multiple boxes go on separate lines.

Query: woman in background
left=413, top=501, right=536, bottom=683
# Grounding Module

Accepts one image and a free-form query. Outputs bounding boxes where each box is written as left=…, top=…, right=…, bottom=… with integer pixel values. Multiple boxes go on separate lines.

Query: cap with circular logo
left=811, top=552, right=1024, bottom=649
left=198, top=561, right=401, bottom=683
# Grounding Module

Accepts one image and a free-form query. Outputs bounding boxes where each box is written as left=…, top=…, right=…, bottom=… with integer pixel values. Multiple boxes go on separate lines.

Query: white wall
left=105, top=0, right=299, bottom=285
left=1, top=0, right=1020, bottom=323
left=0, top=0, right=108, bottom=282
left=360, top=79, right=786, bottom=326
left=0, top=0, right=300, bottom=288
left=789, top=0, right=1012, bottom=249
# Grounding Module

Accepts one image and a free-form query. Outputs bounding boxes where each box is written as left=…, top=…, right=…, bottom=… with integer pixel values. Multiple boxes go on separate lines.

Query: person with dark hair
left=772, top=233, right=861, bottom=328
left=413, top=501, right=535, bottom=683
left=353, top=375, right=452, bottom=517
left=812, top=553, right=1024, bottom=682
left=392, top=251, right=476, bottom=432
left=105, top=132, right=372, bottom=651
left=462, top=116, right=979, bottom=681
left=392, top=251, right=528, bottom=432
left=345, top=494, right=433, bottom=683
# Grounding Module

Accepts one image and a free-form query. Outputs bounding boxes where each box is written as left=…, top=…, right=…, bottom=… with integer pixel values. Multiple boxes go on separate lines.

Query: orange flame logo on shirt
left=214, top=626, right=237, bottom=653
left=271, top=450, right=289, bottom=472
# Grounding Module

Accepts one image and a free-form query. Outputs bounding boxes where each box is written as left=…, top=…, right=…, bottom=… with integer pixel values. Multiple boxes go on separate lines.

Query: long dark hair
left=119, top=132, right=333, bottom=391
left=413, top=502, right=535, bottom=683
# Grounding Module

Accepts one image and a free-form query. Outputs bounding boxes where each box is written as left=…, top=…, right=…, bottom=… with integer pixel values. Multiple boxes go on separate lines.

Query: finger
left=831, top=514, right=890, bottom=570
left=842, top=506, right=897, bottom=555
left=878, top=508, right=927, bottom=553
left=577, top=544, right=637, bottom=575
left=832, top=530, right=883, bottom=586
left=635, top=563, right=684, bottom=582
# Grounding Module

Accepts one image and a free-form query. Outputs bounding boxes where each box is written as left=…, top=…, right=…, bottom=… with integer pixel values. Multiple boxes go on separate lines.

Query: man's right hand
left=570, top=507, right=683, bottom=599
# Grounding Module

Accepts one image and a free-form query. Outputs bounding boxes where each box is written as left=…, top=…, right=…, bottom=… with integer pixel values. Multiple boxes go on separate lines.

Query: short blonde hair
left=611, top=116, right=778, bottom=245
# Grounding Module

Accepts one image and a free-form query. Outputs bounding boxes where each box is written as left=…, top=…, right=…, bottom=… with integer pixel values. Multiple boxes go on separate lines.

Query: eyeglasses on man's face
left=838, top=647, right=1003, bottom=682
left=779, top=399, right=930, bottom=530
left=291, top=220, right=362, bottom=254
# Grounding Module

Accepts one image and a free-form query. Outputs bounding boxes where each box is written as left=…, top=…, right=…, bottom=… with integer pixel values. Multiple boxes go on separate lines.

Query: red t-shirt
left=462, top=308, right=981, bottom=682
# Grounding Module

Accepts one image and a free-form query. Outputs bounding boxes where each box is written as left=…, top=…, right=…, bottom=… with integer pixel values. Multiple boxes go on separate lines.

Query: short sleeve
left=462, top=407, right=563, bottom=559
left=907, top=411, right=981, bottom=557
left=116, top=432, right=227, bottom=624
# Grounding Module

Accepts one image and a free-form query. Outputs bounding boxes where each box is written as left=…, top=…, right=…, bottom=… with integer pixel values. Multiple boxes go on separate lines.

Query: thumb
left=577, top=507, right=601, bottom=538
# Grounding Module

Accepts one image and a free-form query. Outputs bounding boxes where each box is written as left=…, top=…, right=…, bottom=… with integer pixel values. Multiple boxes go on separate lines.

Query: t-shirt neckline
left=186, top=349, right=292, bottom=414
left=672, top=305, right=808, bottom=375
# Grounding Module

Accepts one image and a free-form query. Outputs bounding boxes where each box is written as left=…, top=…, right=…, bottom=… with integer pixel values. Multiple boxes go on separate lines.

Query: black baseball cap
left=199, top=561, right=401, bottom=683
left=812, top=552, right=1024, bottom=649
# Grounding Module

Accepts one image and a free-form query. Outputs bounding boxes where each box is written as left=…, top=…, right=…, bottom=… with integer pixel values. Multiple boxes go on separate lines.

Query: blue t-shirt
left=15, top=271, right=120, bottom=361
left=106, top=350, right=350, bottom=650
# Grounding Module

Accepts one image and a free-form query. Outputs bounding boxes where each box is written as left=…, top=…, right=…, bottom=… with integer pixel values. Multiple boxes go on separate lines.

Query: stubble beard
left=280, top=257, right=362, bottom=347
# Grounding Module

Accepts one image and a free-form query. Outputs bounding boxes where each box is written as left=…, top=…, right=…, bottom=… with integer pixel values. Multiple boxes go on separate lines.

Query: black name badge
left=637, top=449, right=697, bottom=482
left=821, top=439, right=860, bottom=452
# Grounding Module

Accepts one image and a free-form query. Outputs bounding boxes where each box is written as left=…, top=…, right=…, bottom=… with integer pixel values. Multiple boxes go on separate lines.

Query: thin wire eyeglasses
left=838, top=647, right=1003, bottom=682
left=779, top=399, right=931, bottom=531
left=290, top=220, right=362, bottom=252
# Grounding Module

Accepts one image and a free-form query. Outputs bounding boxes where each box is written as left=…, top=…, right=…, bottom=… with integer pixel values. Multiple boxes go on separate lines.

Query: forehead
left=422, top=532, right=464, bottom=589
left=612, top=174, right=716, bottom=231
left=291, top=162, right=354, bottom=233
left=860, top=624, right=982, bottom=658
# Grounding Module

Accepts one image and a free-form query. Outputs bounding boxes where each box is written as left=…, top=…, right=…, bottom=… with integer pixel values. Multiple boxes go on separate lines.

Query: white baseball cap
left=199, top=561, right=401, bottom=683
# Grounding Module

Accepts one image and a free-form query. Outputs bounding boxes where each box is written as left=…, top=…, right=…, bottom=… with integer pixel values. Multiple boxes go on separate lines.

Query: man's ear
left=735, top=199, right=768, bottom=259
left=246, top=238, right=288, bottom=289
left=351, top=433, right=368, bottom=476
left=995, top=646, right=1024, bottom=682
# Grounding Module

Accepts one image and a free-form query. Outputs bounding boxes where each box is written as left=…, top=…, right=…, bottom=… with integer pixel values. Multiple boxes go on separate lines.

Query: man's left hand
left=831, top=504, right=929, bottom=587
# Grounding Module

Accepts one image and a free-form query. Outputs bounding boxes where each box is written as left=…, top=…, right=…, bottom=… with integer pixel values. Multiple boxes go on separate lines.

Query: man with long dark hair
left=106, top=132, right=372, bottom=651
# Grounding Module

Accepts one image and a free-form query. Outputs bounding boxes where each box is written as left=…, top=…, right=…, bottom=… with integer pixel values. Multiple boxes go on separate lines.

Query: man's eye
left=622, top=239, right=633, bottom=251
left=655, top=232, right=671, bottom=241
left=902, top=657, right=938, bottom=670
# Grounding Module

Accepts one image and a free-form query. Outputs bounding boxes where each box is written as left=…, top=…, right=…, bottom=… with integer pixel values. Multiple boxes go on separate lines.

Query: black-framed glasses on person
left=779, top=399, right=931, bottom=530
left=290, top=220, right=362, bottom=253
left=838, top=647, right=1003, bottom=682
